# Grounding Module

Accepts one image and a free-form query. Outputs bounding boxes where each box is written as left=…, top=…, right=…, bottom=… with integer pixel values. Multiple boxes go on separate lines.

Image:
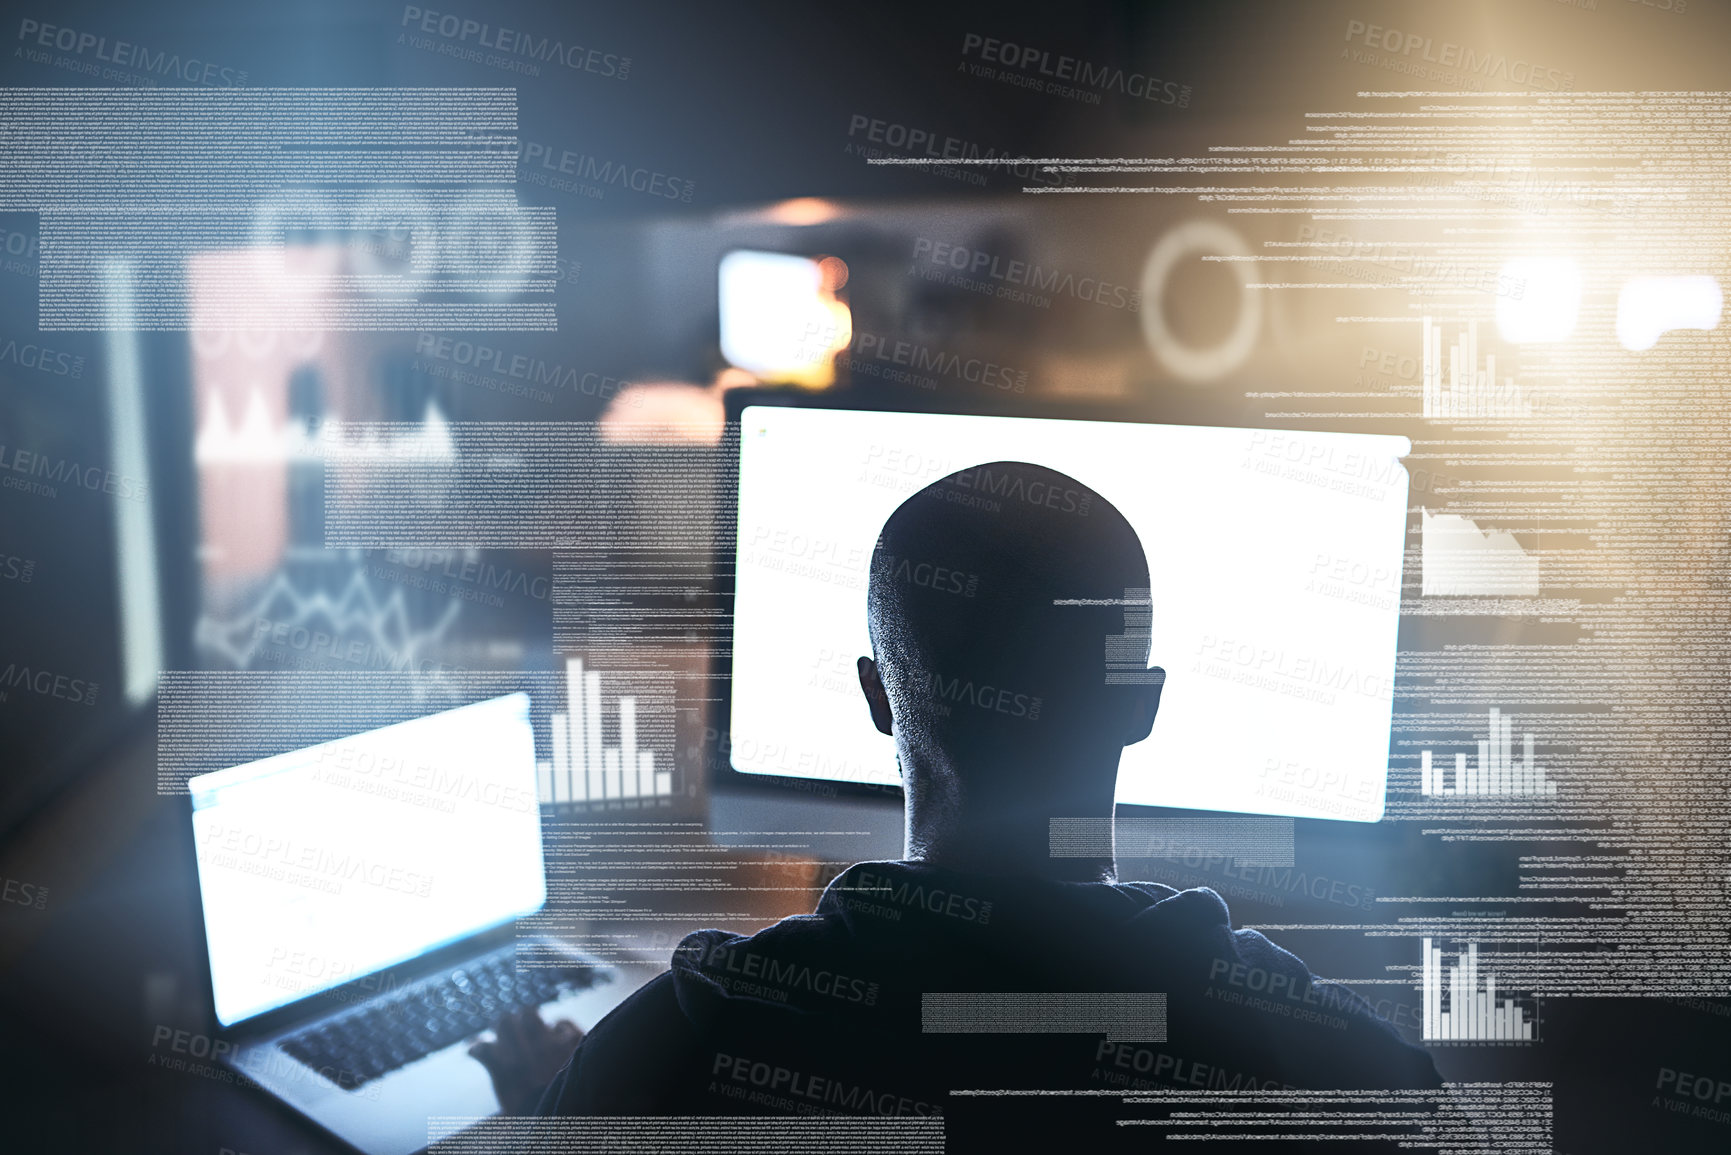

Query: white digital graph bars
left=535, top=657, right=674, bottom=806
left=1422, top=317, right=1532, bottom=419
left=1421, top=939, right=1536, bottom=1043
left=1420, top=706, right=1557, bottom=797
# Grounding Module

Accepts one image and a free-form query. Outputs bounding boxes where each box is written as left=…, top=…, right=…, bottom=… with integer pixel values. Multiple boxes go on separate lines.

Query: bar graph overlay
left=1420, top=706, right=1557, bottom=797
left=535, top=657, right=676, bottom=808
left=1422, top=317, right=1532, bottom=419
left=1421, top=939, right=1537, bottom=1043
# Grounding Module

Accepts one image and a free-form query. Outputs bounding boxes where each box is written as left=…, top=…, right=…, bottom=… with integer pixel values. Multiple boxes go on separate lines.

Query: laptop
left=187, top=692, right=632, bottom=1155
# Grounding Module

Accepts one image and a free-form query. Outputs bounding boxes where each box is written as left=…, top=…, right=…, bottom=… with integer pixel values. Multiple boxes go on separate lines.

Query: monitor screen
left=718, top=249, right=850, bottom=387
left=189, top=693, right=546, bottom=1027
left=729, top=406, right=1411, bottom=822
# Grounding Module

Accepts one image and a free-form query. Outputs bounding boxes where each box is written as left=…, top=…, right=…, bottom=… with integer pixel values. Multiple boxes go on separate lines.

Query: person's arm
left=469, top=1009, right=584, bottom=1115
left=1229, top=926, right=1443, bottom=1088
left=528, top=973, right=705, bottom=1116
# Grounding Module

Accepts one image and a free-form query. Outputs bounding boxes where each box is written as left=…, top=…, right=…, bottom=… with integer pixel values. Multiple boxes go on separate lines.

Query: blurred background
left=3, top=0, right=1731, bottom=1150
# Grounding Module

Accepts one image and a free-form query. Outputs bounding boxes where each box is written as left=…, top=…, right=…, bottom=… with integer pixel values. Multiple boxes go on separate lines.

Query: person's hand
left=469, top=1009, right=583, bottom=1115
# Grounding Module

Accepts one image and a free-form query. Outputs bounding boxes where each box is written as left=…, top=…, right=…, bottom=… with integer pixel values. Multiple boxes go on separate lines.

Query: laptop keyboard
left=279, top=946, right=609, bottom=1088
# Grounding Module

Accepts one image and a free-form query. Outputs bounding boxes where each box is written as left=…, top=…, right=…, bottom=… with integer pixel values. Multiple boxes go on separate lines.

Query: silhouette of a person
left=476, top=461, right=1440, bottom=1143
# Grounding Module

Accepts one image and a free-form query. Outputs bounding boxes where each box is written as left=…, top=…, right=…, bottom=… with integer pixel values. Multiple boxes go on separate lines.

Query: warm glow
left=1495, top=258, right=1581, bottom=344
left=1616, top=276, right=1722, bottom=352
left=599, top=382, right=728, bottom=445
left=717, top=250, right=852, bottom=388
left=760, top=197, right=843, bottom=226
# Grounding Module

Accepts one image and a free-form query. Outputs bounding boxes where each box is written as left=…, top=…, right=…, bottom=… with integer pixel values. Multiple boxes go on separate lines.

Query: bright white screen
left=718, top=250, right=832, bottom=379
left=189, top=693, right=546, bottom=1026
left=730, top=407, right=1411, bottom=822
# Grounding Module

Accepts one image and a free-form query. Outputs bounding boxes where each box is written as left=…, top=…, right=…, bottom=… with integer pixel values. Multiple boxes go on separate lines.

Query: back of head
left=866, top=461, right=1150, bottom=785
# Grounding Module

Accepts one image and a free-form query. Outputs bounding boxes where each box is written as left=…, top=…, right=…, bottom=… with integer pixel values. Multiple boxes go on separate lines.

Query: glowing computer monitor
left=729, top=406, right=1410, bottom=822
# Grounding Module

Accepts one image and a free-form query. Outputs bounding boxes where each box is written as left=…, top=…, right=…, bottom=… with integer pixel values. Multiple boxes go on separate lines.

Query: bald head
left=862, top=461, right=1154, bottom=788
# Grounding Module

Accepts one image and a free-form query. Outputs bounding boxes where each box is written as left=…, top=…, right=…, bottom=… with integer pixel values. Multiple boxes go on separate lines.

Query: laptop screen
left=189, top=693, right=546, bottom=1027
left=730, top=406, right=1411, bottom=822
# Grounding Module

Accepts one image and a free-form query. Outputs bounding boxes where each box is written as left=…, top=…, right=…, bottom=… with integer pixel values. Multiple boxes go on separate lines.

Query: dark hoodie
left=536, top=859, right=1440, bottom=1146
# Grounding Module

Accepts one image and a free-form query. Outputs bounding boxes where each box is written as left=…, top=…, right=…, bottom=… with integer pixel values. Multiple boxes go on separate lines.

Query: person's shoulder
left=1124, top=889, right=1441, bottom=1089
left=1121, top=882, right=1236, bottom=950
left=678, top=911, right=833, bottom=960
left=1225, top=927, right=1443, bottom=1089
left=589, top=969, right=685, bottom=1039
